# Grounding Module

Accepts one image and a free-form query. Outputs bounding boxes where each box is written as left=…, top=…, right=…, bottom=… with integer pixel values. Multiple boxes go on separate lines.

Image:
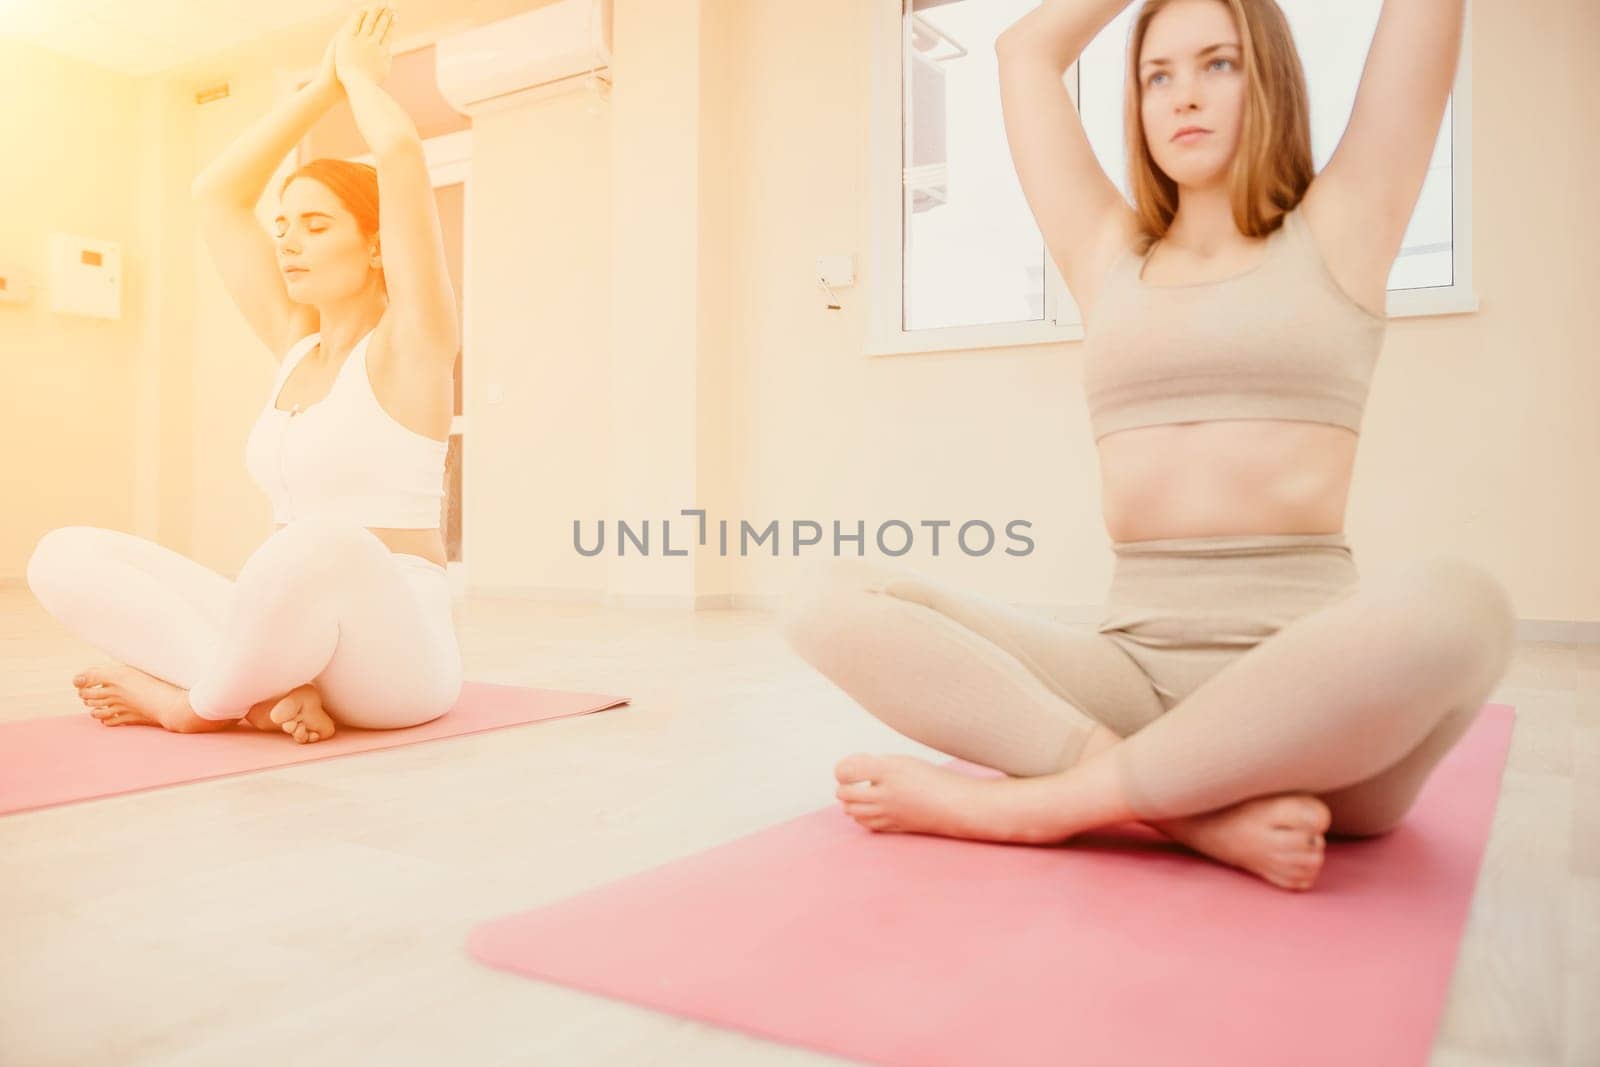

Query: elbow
left=373, top=134, right=425, bottom=165
left=190, top=174, right=240, bottom=204
left=189, top=178, right=251, bottom=210
left=995, top=23, right=1037, bottom=62
left=995, top=24, right=1071, bottom=73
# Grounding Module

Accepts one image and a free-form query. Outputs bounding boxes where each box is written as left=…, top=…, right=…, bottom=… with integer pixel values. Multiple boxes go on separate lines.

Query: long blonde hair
left=1123, top=0, right=1313, bottom=248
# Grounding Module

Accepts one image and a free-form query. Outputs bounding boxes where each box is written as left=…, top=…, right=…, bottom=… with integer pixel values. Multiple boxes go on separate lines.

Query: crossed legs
left=26, top=517, right=462, bottom=741
left=780, top=553, right=1515, bottom=888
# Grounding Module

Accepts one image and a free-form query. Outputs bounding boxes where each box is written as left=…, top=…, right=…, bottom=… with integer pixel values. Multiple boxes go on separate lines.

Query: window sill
left=864, top=320, right=1086, bottom=358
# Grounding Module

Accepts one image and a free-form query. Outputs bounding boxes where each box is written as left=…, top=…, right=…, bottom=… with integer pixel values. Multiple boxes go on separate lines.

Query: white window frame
left=866, top=0, right=1478, bottom=358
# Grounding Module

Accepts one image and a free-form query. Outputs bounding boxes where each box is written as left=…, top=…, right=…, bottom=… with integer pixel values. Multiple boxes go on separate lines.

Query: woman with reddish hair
left=28, top=5, right=464, bottom=744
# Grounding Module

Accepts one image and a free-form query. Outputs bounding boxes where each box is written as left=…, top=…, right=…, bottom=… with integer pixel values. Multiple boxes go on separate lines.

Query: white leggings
left=26, top=517, right=463, bottom=728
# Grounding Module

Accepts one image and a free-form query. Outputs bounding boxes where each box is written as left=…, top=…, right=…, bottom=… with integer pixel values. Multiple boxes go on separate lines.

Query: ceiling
left=0, top=0, right=515, bottom=79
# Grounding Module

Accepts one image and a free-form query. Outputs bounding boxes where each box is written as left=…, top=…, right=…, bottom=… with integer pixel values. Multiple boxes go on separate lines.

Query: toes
left=835, top=754, right=882, bottom=785
left=1289, top=796, right=1332, bottom=833
left=1272, top=827, right=1324, bottom=855
left=269, top=700, right=300, bottom=725
left=836, top=781, right=879, bottom=803
left=1273, top=854, right=1324, bottom=891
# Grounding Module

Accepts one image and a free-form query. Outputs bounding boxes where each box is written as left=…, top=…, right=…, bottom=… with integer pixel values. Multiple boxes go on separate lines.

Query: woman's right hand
left=309, top=30, right=342, bottom=96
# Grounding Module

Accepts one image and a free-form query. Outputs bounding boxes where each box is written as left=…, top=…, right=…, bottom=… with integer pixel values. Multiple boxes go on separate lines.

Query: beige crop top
left=1082, top=204, right=1387, bottom=442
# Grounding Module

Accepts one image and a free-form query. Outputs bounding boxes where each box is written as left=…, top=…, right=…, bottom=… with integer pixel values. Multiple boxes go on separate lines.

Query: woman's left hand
left=334, top=4, right=396, bottom=86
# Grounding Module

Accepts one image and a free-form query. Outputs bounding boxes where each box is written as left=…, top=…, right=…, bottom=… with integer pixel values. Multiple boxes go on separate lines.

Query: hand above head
left=334, top=4, right=396, bottom=88
left=310, top=32, right=341, bottom=96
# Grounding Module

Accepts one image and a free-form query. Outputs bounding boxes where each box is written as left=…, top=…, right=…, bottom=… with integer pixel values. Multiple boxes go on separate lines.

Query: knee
left=777, top=561, right=847, bottom=656
left=777, top=558, right=898, bottom=661
left=26, top=526, right=104, bottom=600
left=1390, top=557, right=1517, bottom=690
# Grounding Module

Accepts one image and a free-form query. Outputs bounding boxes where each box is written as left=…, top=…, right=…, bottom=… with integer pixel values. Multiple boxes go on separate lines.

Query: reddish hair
left=279, top=157, right=381, bottom=235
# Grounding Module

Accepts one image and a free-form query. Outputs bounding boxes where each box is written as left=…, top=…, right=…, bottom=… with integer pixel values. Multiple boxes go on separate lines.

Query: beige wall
left=731, top=0, right=1599, bottom=627
left=457, top=85, right=612, bottom=595
left=4, top=0, right=1596, bottom=630
left=1, top=42, right=146, bottom=563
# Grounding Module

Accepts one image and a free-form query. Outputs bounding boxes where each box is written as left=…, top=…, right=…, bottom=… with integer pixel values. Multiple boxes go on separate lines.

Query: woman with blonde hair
left=28, top=5, right=463, bottom=744
left=783, top=0, right=1512, bottom=891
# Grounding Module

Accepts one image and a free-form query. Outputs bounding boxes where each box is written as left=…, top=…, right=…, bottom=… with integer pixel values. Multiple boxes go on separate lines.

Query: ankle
left=242, top=697, right=281, bottom=731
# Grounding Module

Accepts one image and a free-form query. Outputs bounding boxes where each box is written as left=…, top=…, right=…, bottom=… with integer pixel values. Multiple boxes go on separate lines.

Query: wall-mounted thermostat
left=49, top=234, right=121, bottom=319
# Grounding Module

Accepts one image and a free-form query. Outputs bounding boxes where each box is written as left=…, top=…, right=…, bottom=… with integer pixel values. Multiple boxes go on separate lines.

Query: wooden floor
left=1, top=584, right=1594, bottom=1067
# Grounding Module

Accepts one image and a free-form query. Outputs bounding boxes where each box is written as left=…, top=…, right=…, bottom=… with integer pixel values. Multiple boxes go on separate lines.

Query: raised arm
left=996, top=0, right=1139, bottom=321
left=336, top=5, right=460, bottom=367
left=1313, top=0, right=1466, bottom=263
left=190, top=36, right=343, bottom=358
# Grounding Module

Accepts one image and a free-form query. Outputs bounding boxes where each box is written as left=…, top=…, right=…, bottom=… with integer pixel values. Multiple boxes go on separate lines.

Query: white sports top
left=244, top=328, right=448, bottom=529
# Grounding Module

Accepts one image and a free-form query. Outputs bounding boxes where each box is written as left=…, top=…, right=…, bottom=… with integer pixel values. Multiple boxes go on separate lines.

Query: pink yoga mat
left=0, top=681, right=628, bottom=816
left=470, top=703, right=1516, bottom=1067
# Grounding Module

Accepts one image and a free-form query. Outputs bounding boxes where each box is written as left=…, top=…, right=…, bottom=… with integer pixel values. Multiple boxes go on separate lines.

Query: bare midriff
left=1096, top=418, right=1358, bottom=543
left=272, top=524, right=447, bottom=568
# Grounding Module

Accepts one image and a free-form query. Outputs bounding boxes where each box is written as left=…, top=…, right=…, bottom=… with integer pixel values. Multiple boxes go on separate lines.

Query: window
left=902, top=0, right=1046, bottom=332
left=868, top=0, right=1476, bottom=357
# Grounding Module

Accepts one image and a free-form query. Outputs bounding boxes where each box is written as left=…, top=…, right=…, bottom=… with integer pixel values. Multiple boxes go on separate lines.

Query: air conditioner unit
left=435, top=0, right=611, bottom=116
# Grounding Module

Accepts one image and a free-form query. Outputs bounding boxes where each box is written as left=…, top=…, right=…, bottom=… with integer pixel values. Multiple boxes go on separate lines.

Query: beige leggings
left=779, top=533, right=1516, bottom=835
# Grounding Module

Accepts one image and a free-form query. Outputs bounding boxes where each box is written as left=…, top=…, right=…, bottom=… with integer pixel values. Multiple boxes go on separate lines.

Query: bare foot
left=239, top=696, right=281, bottom=732
left=267, top=684, right=336, bottom=744
left=835, top=749, right=1332, bottom=890
left=74, top=665, right=230, bottom=734
left=1149, top=794, right=1332, bottom=892
left=834, top=753, right=1022, bottom=842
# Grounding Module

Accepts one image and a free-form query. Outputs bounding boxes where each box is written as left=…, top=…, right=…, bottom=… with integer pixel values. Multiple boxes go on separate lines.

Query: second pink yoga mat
left=470, top=703, right=1516, bottom=1067
left=0, top=681, right=628, bottom=816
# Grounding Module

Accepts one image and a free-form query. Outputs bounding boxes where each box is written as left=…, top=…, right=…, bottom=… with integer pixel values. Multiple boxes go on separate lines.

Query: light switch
left=816, top=254, right=855, bottom=288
